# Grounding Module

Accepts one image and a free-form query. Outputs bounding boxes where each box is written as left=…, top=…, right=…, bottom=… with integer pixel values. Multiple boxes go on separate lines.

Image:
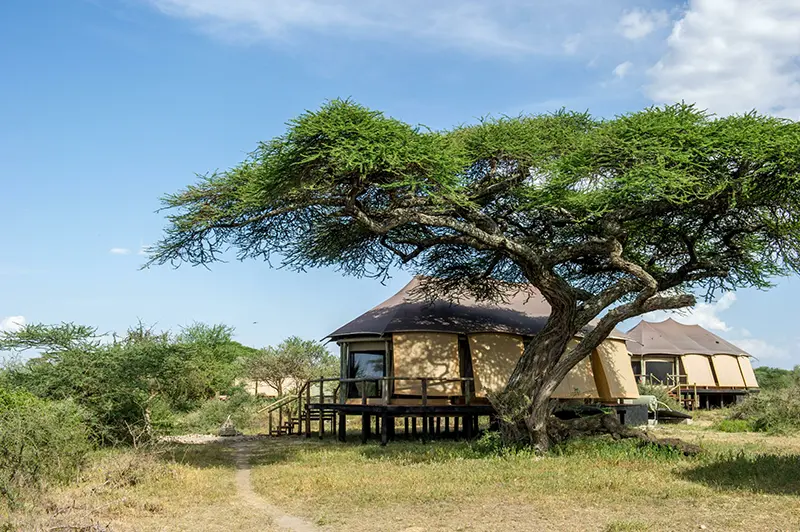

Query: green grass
left=247, top=429, right=800, bottom=531
left=714, top=419, right=753, bottom=433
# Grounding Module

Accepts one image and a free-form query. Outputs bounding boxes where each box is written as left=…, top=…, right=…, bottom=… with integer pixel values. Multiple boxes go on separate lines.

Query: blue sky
left=2, top=0, right=800, bottom=367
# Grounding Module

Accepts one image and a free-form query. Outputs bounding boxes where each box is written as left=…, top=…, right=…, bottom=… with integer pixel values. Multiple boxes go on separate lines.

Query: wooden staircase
left=259, top=380, right=339, bottom=437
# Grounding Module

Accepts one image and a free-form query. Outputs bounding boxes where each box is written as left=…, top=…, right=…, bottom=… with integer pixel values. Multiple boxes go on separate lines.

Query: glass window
left=348, top=351, right=385, bottom=398
left=631, top=360, right=642, bottom=377
left=645, top=360, right=673, bottom=384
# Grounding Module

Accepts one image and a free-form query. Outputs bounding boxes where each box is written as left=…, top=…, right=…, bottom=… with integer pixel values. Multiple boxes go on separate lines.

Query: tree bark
left=498, top=298, right=583, bottom=452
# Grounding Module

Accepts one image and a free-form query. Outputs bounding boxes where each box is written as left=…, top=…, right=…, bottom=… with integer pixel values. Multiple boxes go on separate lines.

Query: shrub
left=637, top=383, right=685, bottom=412
left=0, top=387, right=92, bottom=502
left=172, top=388, right=260, bottom=435
left=729, top=384, right=800, bottom=433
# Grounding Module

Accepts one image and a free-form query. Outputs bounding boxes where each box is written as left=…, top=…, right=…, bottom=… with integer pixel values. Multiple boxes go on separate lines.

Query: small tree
left=149, top=100, right=800, bottom=450
left=243, top=337, right=338, bottom=396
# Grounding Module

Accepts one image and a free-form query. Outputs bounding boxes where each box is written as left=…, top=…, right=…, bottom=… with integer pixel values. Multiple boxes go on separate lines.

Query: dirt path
left=233, top=440, right=321, bottom=532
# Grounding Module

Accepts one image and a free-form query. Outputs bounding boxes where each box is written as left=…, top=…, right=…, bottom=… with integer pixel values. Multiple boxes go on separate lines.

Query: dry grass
left=1, top=444, right=279, bottom=531
left=249, top=425, right=800, bottom=532
left=4, top=420, right=799, bottom=532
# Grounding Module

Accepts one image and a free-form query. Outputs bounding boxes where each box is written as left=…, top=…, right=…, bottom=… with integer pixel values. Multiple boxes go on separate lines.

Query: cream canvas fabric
left=392, top=332, right=461, bottom=395
left=593, top=339, right=639, bottom=399
left=468, top=333, right=525, bottom=396
left=553, top=340, right=600, bottom=399
left=681, top=354, right=717, bottom=386
left=737, top=356, right=759, bottom=388
left=711, top=354, right=746, bottom=387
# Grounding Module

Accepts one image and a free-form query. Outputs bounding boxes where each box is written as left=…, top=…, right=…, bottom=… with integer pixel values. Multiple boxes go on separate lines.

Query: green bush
left=0, top=386, right=92, bottom=502
left=729, top=384, right=800, bottom=433
left=2, top=322, right=254, bottom=444
left=172, top=388, right=261, bottom=435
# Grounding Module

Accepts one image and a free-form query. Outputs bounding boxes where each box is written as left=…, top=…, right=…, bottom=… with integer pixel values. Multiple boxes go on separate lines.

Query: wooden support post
left=454, top=416, right=460, bottom=438
left=445, top=416, right=450, bottom=434
left=319, top=379, right=325, bottom=439
left=380, top=412, right=389, bottom=446
left=268, top=411, right=273, bottom=436
left=361, top=380, right=369, bottom=444
left=305, top=384, right=312, bottom=438
left=375, top=414, right=380, bottom=435
left=473, top=415, right=479, bottom=435
left=412, top=417, right=418, bottom=438
left=338, top=411, right=346, bottom=442
left=382, top=377, right=390, bottom=406
left=361, top=414, right=369, bottom=444
left=421, top=379, right=428, bottom=444
left=436, top=416, right=441, bottom=435
left=404, top=417, right=409, bottom=437
left=278, top=406, right=283, bottom=436
left=464, top=415, right=472, bottom=439
left=297, top=386, right=303, bottom=431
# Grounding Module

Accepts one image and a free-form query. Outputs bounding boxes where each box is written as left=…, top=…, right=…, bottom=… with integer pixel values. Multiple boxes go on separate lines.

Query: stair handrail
left=258, top=393, right=298, bottom=415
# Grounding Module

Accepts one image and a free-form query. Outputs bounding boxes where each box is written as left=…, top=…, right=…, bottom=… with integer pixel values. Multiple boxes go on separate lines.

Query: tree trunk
left=497, top=314, right=580, bottom=452
left=497, top=286, right=600, bottom=452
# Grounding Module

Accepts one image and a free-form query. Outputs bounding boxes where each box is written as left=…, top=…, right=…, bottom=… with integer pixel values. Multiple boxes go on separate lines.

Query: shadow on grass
left=681, top=452, right=800, bottom=495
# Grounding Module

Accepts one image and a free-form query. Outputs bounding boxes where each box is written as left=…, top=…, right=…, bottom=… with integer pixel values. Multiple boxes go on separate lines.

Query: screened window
left=348, top=351, right=385, bottom=398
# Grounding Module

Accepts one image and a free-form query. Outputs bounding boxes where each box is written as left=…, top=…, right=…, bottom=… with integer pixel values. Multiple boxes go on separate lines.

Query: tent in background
left=626, top=318, right=759, bottom=408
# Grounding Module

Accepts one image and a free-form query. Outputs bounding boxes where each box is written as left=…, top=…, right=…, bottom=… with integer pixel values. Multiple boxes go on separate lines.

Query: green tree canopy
left=753, top=365, right=800, bottom=390
left=243, top=336, right=338, bottom=396
left=1, top=321, right=252, bottom=443
left=149, top=100, right=800, bottom=449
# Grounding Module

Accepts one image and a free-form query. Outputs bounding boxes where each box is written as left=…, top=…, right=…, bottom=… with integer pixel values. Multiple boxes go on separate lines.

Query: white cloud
left=648, top=0, right=800, bottom=118
left=0, top=316, right=26, bottom=333
left=613, top=60, right=633, bottom=78
left=618, top=8, right=669, bottom=40
left=143, top=1, right=639, bottom=57
left=110, top=248, right=131, bottom=255
left=643, top=291, right=736, bottom=331
left=729, top=337, right=790, bottom=366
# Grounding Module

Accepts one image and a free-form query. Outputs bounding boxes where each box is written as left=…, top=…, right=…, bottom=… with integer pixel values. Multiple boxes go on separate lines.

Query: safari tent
left=626, top=319, right=759, bottom=408
left=328, top=277, right=640, bottom=405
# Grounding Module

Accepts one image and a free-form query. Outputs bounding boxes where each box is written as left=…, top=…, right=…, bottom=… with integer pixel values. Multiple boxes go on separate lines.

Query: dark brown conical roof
left=329, top=277, right=627, bottom=340
left=626, top=318, right=747, bottom=356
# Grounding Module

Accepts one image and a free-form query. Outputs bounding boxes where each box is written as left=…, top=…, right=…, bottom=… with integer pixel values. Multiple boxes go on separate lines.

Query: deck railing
left=304, top=376, right=476, bottom=408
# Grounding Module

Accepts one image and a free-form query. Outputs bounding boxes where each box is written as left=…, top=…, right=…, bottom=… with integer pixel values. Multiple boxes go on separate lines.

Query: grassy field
left=2, top=444, right=280, bottom=531
left=4, top=415, right=800, bottom=531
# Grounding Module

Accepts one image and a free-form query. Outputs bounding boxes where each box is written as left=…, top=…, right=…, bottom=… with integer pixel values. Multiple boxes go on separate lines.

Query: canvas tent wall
left=626, top=318, right=759, bottom=390
left=329, top=277, right=639, bottom=402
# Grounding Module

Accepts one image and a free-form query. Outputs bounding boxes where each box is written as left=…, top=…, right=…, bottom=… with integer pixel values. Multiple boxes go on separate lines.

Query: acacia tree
left=149, top=100, right=800, bottom=450
left=243, top=337, right=338, bottom=396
